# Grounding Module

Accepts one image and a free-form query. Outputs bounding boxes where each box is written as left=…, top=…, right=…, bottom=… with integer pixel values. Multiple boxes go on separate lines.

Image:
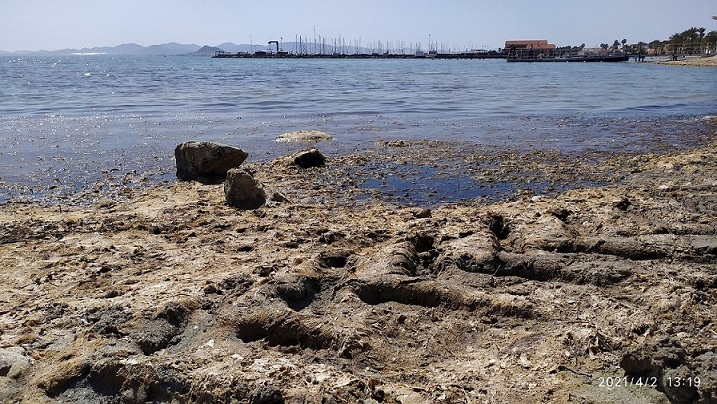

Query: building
left=504, top=40, right=556, bottom=50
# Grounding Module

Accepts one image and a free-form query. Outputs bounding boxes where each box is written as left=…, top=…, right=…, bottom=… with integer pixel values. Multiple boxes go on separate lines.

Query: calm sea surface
left=1, top=56, right=715, bottom=204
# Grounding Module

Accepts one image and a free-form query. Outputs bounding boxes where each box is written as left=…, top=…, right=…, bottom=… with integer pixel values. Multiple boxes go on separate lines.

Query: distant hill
left=143, top=43, right=202, bottom=55
left=216, top=42, right=249, bottom=53
left=188, top=45, right=225, bottom=57
left=0, top=41, right=384, bottom=56
left=0, top=42, right=203, bottom=56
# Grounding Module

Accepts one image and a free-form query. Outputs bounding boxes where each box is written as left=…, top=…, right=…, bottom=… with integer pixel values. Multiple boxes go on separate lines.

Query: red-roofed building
left=504, top=40, right=556, bottom=50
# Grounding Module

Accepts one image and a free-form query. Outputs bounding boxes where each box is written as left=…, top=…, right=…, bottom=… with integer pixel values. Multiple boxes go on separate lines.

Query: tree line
left=592, top=27, right=717, bottom=55
left=664, top=27, right=717, bottom=54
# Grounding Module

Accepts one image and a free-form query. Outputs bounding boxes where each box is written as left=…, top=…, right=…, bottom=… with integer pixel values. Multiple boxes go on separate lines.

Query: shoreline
left=4, top=114, right=717, bottom=208
left=651, top=55, right=717, bottom=66
left=1, top=128, right=716, bottom=401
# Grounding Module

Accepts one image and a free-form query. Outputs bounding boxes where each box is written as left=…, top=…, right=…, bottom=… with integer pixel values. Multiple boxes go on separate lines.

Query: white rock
left=276, top=130, right=333, bottom=143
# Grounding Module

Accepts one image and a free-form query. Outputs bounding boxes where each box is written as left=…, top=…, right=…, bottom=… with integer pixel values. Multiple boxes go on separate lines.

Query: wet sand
left=1, top=122, right=717, bottom=402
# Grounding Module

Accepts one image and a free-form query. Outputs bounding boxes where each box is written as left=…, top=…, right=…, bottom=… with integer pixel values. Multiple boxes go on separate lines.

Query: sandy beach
left=1, top=120, right=717, bottom=402
left=652, top=55, right=717, bottom=67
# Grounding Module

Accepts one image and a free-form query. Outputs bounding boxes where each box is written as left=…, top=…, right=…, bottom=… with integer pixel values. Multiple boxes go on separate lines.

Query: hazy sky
left=1, top=0, right=715, bottom=51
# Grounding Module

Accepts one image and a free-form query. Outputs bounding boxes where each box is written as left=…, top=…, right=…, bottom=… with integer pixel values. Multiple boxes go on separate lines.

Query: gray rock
left=292, top=149, right=326, bottom=168
left=224, top=169, right=267, bottom=209
left=132, top=319, right=179, bottom=355
left=0, top=347, right=30, bottom=378
left=690, top=235, right=717, bottom=255
left=7, top=359, right=31, bottom=379
left=175, top=141, right=248, bottom=182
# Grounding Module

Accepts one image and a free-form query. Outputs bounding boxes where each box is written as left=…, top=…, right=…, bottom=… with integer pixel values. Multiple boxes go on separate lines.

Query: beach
left=1, top=121, right=716, bottom=402
left=652, top=55, right=717, bottom=67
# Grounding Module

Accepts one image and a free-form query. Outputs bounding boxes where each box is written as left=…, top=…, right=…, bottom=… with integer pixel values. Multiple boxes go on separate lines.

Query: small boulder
left=276, top=130, right=333, bottom=143
left=292, top=148, right=326, bottom=168
left=0, top=347, right=31, bottom=379
left=224, top=168, right=267, bottom=209
left=413, top=208, right=432, bottom=219
left=175, top=141, right=248, bottom=182
left=270, top=192, right=290, bottom=203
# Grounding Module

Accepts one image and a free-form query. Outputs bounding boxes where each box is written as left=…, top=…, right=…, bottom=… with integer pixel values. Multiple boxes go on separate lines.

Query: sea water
left=0, top=56, right=715, bottom=204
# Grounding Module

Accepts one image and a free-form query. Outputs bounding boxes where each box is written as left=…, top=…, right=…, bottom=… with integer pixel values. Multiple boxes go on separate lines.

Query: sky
left=1, top=0, right=715, bottom=52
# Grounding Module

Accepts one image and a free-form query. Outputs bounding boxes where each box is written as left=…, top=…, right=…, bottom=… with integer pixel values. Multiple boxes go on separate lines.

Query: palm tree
left=698, top=28, right=706, bottom=53
left=705, top=31, right=717, bottom=54
left=669, top=32, right=684, bottom=54
left=685, top=27, right=700, bottom=53
left=636, top=41, right=646, bottom=55
left=648, top=40, right=662, bottom=55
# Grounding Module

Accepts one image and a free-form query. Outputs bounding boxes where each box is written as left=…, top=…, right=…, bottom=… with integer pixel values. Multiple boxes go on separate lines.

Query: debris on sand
left=1, top=141, right=717, bottom=403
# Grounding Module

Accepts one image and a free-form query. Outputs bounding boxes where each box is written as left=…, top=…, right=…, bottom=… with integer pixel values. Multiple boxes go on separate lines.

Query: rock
left=380, top=140, right=409, bottom=148
left=250, top=383, right=284, bottom=403
left=413, top=208, right=431, bottom=219
left=694, top=352, right=717, bottom=401
left=132, top=319, right=180, bottom=355
left=0, top=347, right=31, bottom=379
left=175, top=141, right=248, bottom=182
left=292, top=149, right=326, bottom=168
left=275, top=130, right=333, bottom=143
left=612, top=197, right=631, bottom=211
left=97, top=198, right=117, bottom=209
left=270, top=192, right=290, bottom=203
left=690, top=235, right=717, bottom=255
left=549, top=208, right=571, bottom=222
left=224, top=168, right=267, bottom=209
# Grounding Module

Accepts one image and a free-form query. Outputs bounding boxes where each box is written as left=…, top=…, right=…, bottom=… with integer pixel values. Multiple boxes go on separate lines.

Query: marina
left=212, top=50, right=507, bottom=59
left=212, top=39, right=633, bottom=62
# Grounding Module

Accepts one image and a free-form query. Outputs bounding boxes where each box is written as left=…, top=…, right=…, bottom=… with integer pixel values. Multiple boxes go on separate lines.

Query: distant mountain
left=144, top=43, right=202, bottom=55
left=0, top=41, right=384, bottom=56
left=188, top=45, right=225, bottom=57
left=216, top=42, right=248, bottom=53
left=0, top=42, right=203, bottom=56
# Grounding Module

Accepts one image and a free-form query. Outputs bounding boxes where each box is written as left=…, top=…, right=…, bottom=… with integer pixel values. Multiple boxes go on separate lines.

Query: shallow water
left=1, top=56, right=715, bottom=204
